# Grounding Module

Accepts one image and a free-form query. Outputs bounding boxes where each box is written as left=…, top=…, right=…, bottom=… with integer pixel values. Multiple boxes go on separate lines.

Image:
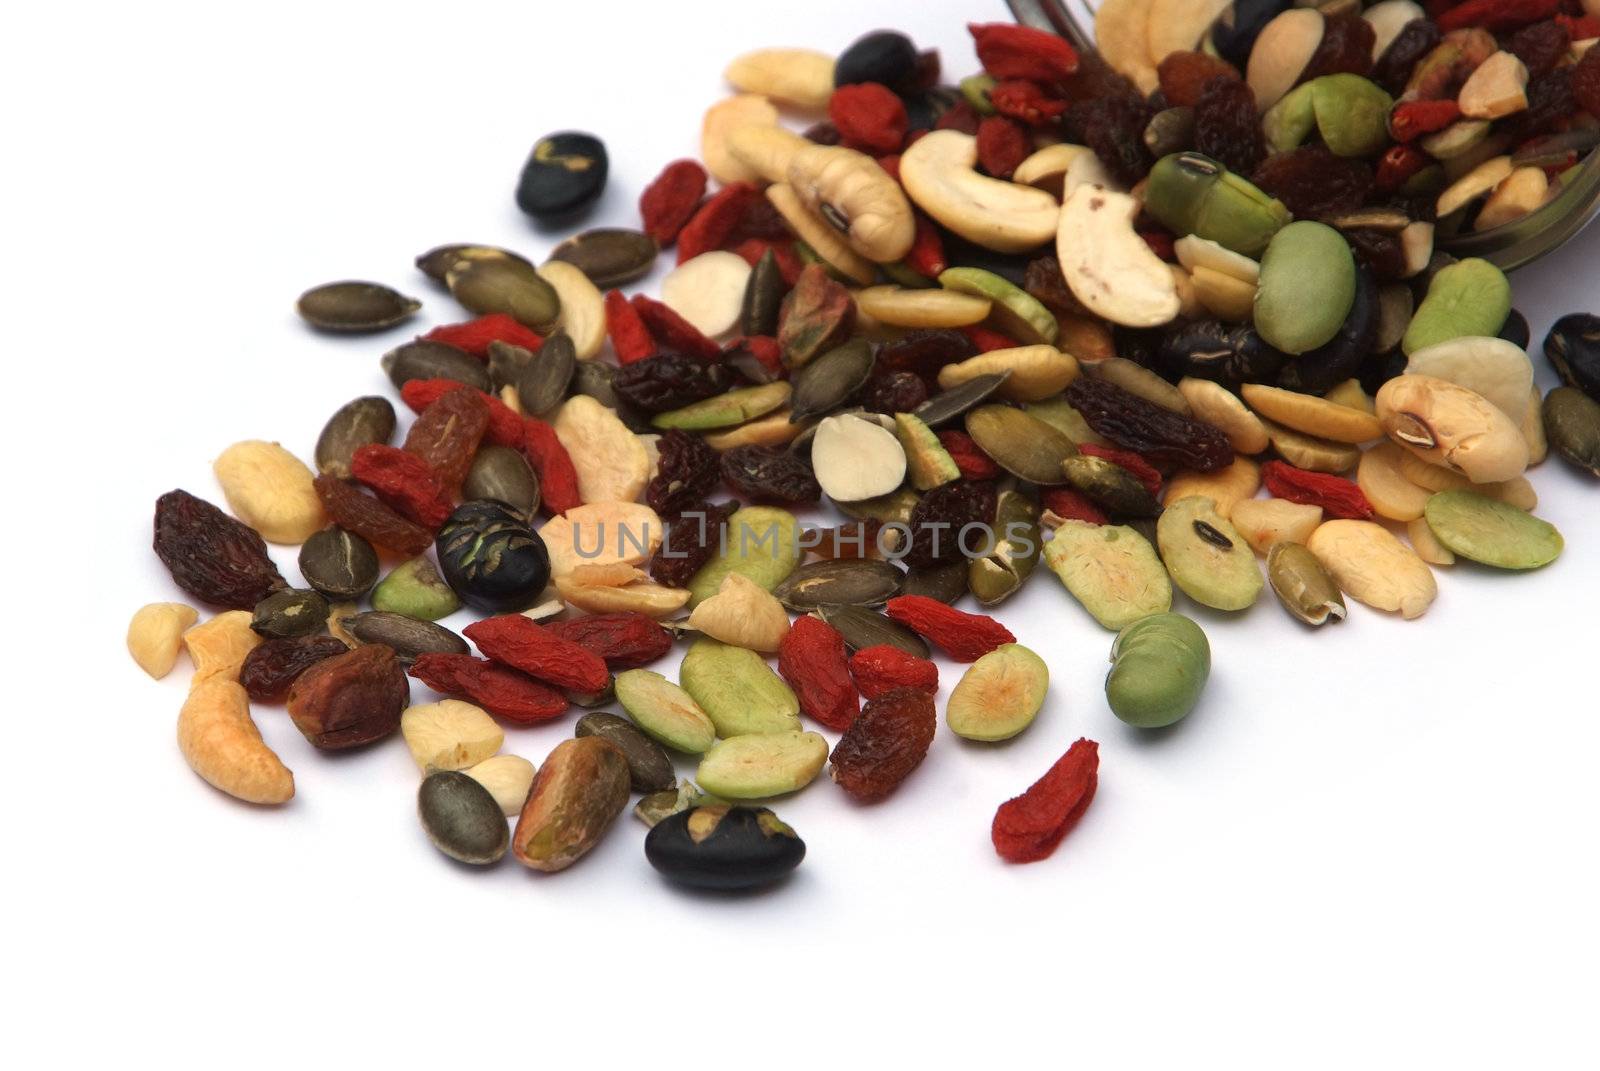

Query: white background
left=4, top=1, right=1597, bottom=1065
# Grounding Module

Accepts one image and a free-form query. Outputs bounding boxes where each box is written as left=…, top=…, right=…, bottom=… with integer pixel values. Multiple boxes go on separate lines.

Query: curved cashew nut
left=899, top=130, right=1059, bottom=253
left=786, top=144, right=915, bottom=264
left=178, top=677, right=295, bottom=804
left=1058, top=185, right=1181, bottom=328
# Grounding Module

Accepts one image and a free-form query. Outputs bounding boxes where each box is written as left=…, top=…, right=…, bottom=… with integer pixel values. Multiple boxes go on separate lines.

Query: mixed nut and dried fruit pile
left=130, top=5, right=1600, bottom=892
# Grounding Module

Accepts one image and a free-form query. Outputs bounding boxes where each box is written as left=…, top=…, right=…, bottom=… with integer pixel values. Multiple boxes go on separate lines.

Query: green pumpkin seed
left=834, top=486, right=919, bottom=525
left=486, top=338, right=535, bottom=391
left=968, top=489, right=1041, bottom=606
left=686, top=505, right=802, bottom=606
left=315, top=396, right=397, bottom=479
left=1156, top=496, right=1264, bottom=611
left=1423, top=490, right=1563, bottom=569
left=913, top=372, right=1012, bottom=427
left=1105, top=613, right=1210, bottom=729
left=415, top=243, right=532, bottom=284
left=381, top=340, right=492, bottom=392
left=614, top=670, right=717, bottom=753
left=342, top=611, right=469, bottom=663
left=447, top=256, right=561, bottom=331
left=1060, top=455, right=1160, bottom=517
left=634, top=780, right=725, bottom=828
left=1266, top=542, right=1347, bottom=626
left=251, top=588, right=329, bottom=639
left=548, top=228, right=659, bottom=288
left=964, top=404, right=1076, bottom=485
left=418, top=771, right=509, bottom=865
left=654, top=381, right=792, bottom=431
left=771, top=559, right=902, bottom=610
left=1043, top=520, right=1171, bottom=630
left=901, top=559, right=970, bottom=603
left=297, top=527, right=379, bottom=602
left=695, top=731, right=828, bottom=799
left=513, top=332, right=577, bottom=414
left=570, top=358, right=626, bottom=410
left=1544, top=386, right=1600, bottom=477
left=741, top=248, right=785, bottom=337
left=462, top=445, right=540, bottom=517
left=1023, top=397, right=1106, bottom=445
left=814, top=605, right=929, bottom=657
left=296, top=281, right=420, bottom=332
left=789, top=338, right=875, bottom=424
left=680, top=638, right=801, bottom=738
left=575, top=712, right=675, bottom=793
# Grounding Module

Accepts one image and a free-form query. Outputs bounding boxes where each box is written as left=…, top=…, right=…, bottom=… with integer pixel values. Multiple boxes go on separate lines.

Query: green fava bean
left=1423, top=491, right=1563, bottom=570
left=1401, top=258, right=1511, bottom=356
left=1105, top=613, right=1211, bottom=729
left=1253, top=221, right=1355, bottom=355
left=1144, top=153, right=1290, bottom=258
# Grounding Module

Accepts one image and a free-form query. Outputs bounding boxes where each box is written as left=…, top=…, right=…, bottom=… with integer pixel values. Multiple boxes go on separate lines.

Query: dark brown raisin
left=1193, top=77, right=1265, bottom=175
left=1571, top=46, right=1600, bottom=119
left=876, top=329, right=977, bottom=379
left=829, top=687, right=937, bottom=802
left=855, top=367, right=930, bottom=415
left=1066, top=95, right=1154, bottom=187
left=1372, top=19, right=1441, bottom=97
left=1506, top=20, right=1570, bottom=80
left=240, top=635, right=351, bottom=703
left=1344, top=229, right=1408, bottom=282
left=611, top=353, right=731, bottom=414
left=1023, top=254, right=1088, bottom=316
left=153, top=489, right=287, bottom=609
left=1058, top=50, right=1142, bottom=106
left=1157, top=51, right=1241, bottom=109
left=902, top=480, right=995, bottom=570
left=1064, top=377, right=1235, bottom=471
left=313, top=474, right=434, bottom=556
left=650, top=500, right=737, bottom=588
left=720, top=446, right=821, bottom=504
left=402, top=385, right=488, bottom=494
left=803, top=120, right=842, bottom=145
left=1300, top=12, right=1375, bottom=83
left=646, top=430, right=721, bottom=517
left=1506, top=67, right=1576, bottom=141
left=1252, top=147, right=1373, bottom=220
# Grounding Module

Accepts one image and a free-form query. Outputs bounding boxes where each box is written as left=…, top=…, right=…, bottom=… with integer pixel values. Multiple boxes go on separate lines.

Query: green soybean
left=1105, top=613, right=1211, bottom=729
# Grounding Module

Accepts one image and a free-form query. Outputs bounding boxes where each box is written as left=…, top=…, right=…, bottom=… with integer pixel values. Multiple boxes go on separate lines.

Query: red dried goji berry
left=543, top=612, right=673, bottom=669
left=1139, top=229, right=1177, bottom=263
left=604, top=289, right=657, bottom=365
left=1557, top=14, right=1600, bottom=41
left=639, top=158, right=708, bottom=245
left=463, top=615, right=610, bottom=693
left=976, top=115, right=1030, bottom=178
left=876, top=153, right=902, bottom=182
left=829, top=83, right=909, bottom=154
left=400, top=378, right=523, bottom=448
left=778, top=615, right=860, bottom=732
left=1040, top=487, right=1109, bottom=525
left=990, top=79, right=1069, bottom=125
left=961, top=325, right=1020, bottom=352
left=725, top=334, right=785, bottom=381
left=992, top=737, right=1099, bottom=864
left=630, top=294, right=723, bottom=362
left=730, top=238, right=804, bottom=286
left=676, top=182, right=760, bottom=264
left=349, top=444, right=453, bottom=528
left=1374, top=143, right=1431, bottom=193
left=848, top=644, right=939, bottom=700
left=935, top=99, right=982, bottom=134
left=520, top=416, right=582, bottom=516
left=883, top=595, right=1015, bottom=663
left=1389, top=99, right=1462, bottom=142
left=403, top=385, right=488, bottom=494
left=904, top=214, right=948, bottom=278
left=727, top=196, right=794, bottom=245
left=409, top=653, right=568, bottom=724
left=423, top=313, right=544, bottom=358
left=1080, top=443, right=1163, bottom=496
left=1438, top=0, right=1559, bottom=32
left=969, top=22, right=1079, bottom=82
left=938, top=429, right=1001, bottom=480
left=1260, top=460, right=1374, bottom=519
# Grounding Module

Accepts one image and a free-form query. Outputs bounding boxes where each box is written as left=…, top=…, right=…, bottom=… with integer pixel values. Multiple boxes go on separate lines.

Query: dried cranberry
left=650, top=501, right=737, bottom=588
left=1572, top=43, right=1600, bottom=118
left=1157, top=51, right=1240, bottom=108
left=876, top=329, right=977, bottom=379
left=1506, top=67, right=1576, bottom=141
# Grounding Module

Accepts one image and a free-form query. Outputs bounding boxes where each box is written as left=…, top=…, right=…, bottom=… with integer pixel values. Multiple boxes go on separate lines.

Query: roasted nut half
left=1057, top=186, right=1181, bottom=328
left=899, top=130, right=1059, bottom=253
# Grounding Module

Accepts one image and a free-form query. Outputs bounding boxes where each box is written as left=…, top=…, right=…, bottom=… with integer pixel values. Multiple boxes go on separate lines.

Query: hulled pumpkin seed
left=342, top=611, right=469, bottom=663
left=297, top=526, right=379, bottom=602
left=575, top=712, right=676, bottom=793
left=463, top=445, right=540, bottom=517
left=513, top=332, right=577, bottom=414
left=815, top=605, right=930, bottom=657
left=1544, top=387, right=1600, bottom=477
left=653, top=381, right=792, bottom=431
left=1423, top=490, right=1563, bottom=570
left=771, top=559, right=902, bottom=610
left=901, top=559, right=970, bottom=603
left=447, top=256, right=561, bottom=332
left=418, top=771, right=510, bottom=866
left=679, top=638, right=801, bottom=738
left=695, top=731, right=829, bottom=799
left=296, top=281, right=420, bottom=332
left=741, top=248, right=786, bottom=337
left=415, top=243, right=533, bottom=284
left=964, top=404, right=1076, bottom=485
left=1060, top=455, right=1160, bottom=517
left=315, top=396, right=396, bottom=478
left=250, top=588, right=330, bottom=639
left=789, top=338, right=875, bottom=424
left=1266, top=542, right=1347, bottom=626
left=548, top=228, right=659, bottom=288
left=913, top=372, right=1012, bottom=427
left=381, top=339, right=492, bottom=392
left=1156, top=496, right=1263, bottom=611
left=968, top=489, right=1041, bottom=606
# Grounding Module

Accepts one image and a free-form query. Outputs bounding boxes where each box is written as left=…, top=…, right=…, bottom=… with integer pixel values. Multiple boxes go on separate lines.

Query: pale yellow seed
left=1189, top=264, right=1257, bottom=322
left=552, top=395, right=651, bottom=505
left=855, top=285, right=992, bottom=328
left=1406, top=517, right=1456, bottom=566
left=1357, top=441, right=1434, bottom=522
left=1177, top=377, right=1270, bottom=454
left=1085, top=357, right=1189, bottom=413
left=127, top=602, right=200, bottom=679
left=1261, top=418, right=1361, bottom=473
left=1521, top=384, right=1548, bottom=465
left=1241, top=384, right=1384, bottom=444
left=765, top=183, right=876, bottom=285
left=1163, top=457, right=1261, bottom=519
left=535, top=261, right=606, bottom=359
left=1231, top=498, right=1323, bottom=555
left=1324, top=378, right=1375, bottom=414
left=212, top=440, right=327, bottom=544
left=702, top=94, right=780, bottom=185
left=704, top=409, right=807, bottom=451
left=182, top=611, right=262, bottom=684
left=1307, top=519, right=1437, bottom=620
left=937, top=345, right=1080, bottom=403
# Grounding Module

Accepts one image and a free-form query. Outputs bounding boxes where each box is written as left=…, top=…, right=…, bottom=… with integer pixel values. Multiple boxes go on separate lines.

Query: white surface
left=5, top=1, right=1597, bottom=1065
